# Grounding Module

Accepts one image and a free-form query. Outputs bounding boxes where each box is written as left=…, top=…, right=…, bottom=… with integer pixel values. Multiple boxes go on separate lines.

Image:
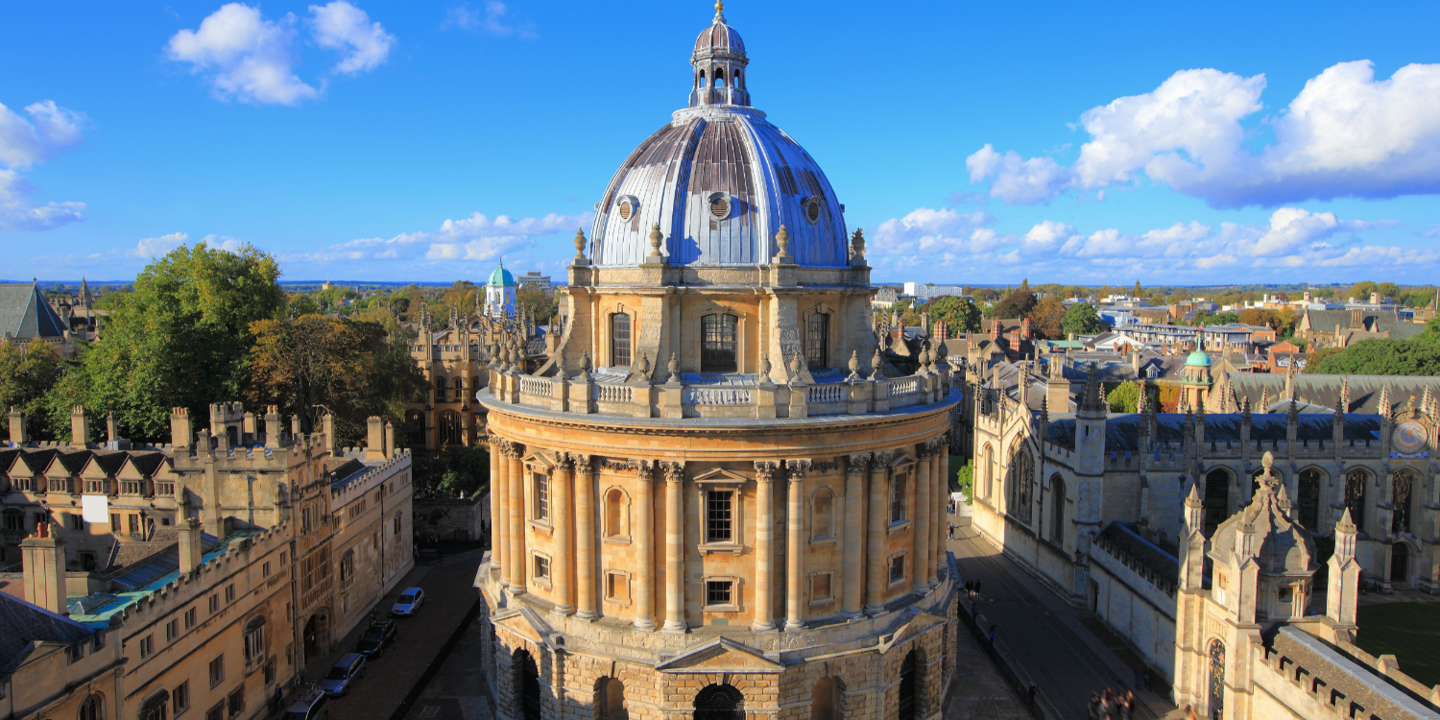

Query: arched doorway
left=898, top=650, right=920, bottom=720
left=1391, top=544, right=1410, bottom=585
left=302, top=612, right=327, bottom=663
left=514, top=649, right=540, bottom=720
left=1202, top=469, right=1230, bottom=536
left=693, top=683, right=744, bottom=720
left=596, top=676, right=627, bottom=720
left=1207, top=639, right=1226, bottom=720
left=811, top=677, right=843, bottom=720
left=1297, top=468, right=1322, bottom=530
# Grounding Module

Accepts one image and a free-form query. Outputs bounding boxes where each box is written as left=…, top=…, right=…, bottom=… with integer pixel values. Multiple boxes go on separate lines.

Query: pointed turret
left=1339, top=377, right=1351, bottom=414
left=1327, top=508, right=1361, bottom=632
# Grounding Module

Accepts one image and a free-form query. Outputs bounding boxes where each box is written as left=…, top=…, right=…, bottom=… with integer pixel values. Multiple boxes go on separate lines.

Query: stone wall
left=414, top=494, right=488, bottom=542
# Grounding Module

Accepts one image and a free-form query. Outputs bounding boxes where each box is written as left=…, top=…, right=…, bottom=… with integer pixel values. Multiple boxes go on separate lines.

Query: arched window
left=1208, top=639, right=1226, bottom=719
left=604, top=487, right=628, bottom=539
left=712, top=68, right=725, bottom=88
left=1393, top=469, right=1416, bottom=535
left=339, top=549, right=355, bottom=588
left=806, top=312, right=829, bottom=368
left=438, top=411, right=461, bottom=446
left=243, top=614, right=266, bottom=665
left=1297, top=468, right=1323, bottom=530
left=596, top=676, right=627, bottom=720
left=435, top=376, right=447, bottom=400
left=701, top=314, right=738, bottom=372
left=1050, top=474, right=1066, bottom=542
left=1006, top=445, right=1033, bottom=524
left=698, top=70, right=705, bottom=87
left=1345, top=469, right=1368, bottom=532
left=1203, top=469, right=1231, bottom=536
left=811, top=677, right=844, bottom=720
left=811, top=487, right=836, bottom=540
left=694, top=683, right=744, bottom=720
left=898, top=650, right=922, bottom=720
left=982, top=445, right=994, bottom=499
left=611, top=313, right=632, bottom=368
left=514, top=649, right=541, bottom=720
left=78, top=694, right=104, bottom=720
left=405, top=411, right=425, bottom=447
left=732, top=70, right=742, bottom=89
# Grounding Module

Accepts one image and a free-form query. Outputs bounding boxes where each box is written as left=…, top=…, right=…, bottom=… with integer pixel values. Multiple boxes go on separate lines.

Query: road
left=947, top=527, right=1177, bottom=720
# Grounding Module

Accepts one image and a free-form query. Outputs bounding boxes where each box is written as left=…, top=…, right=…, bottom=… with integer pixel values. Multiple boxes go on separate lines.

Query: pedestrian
left=1088, top=692, right=1101, bottom=720
left=1184, top=704, right=1198, bottom=720
left=1026, top=682, right=1037, bottom=707
left=988, top=624, right=996, bottom=645
left=271, top=686, right=284, bottom=713
left=1120, top=690, right=1134, bottom=720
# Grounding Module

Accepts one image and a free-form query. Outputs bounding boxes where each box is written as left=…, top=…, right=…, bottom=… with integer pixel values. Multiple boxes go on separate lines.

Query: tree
left=1306, top=324, right=1440, bottom=376
left=0, top=339, right=62, bottom=439
left=1029, top=296, right=1066, bottom=339
left=246, top=314, right=428, bottom=444
left=1133, top=280, right=1142, bottom=298
left=927, top=295, right=982, bottom=333
left=517, top=287, right=558, bottom=323
left=1061, top=302, right=1104, bottom=336
left=45, top=242, right=286, bottom=441
left=955, top=460, right=973, bottom=504
left=1106, top=381, right=1143, bottom=413
left=992, top=290, right=1036, bottom=320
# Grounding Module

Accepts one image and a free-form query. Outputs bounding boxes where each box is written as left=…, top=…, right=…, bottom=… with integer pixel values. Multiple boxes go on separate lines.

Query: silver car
left=319, top=653, right=366, bottom=696
left=390, top=587, right=425, bottom=617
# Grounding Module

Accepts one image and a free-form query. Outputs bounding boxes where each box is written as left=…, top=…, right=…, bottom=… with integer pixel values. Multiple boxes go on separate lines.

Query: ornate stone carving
left=552, top=451, right=575, bottom=469
left=662, top=461, right=686, bottom=483
left=809, top=460, right=839, bottom=475
left=784, top=459, right=811, bottom=481
left=573, top=454, right=594, bottom=474
left=872, top=450, right=893, bottom=467
left=754, top=460, right=779, bottom=482
left=846, top=454, right=871, bottom=475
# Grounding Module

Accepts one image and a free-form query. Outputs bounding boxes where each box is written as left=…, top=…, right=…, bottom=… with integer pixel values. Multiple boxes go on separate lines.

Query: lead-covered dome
left=589, top=7, right=849, bottom=269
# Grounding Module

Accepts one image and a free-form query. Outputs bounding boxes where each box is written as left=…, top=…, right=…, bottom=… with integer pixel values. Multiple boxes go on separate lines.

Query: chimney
left=989, top=319, right=1001, bottom=341
left=178, top=516, right=203, bottom=575
left=1021, top=317, right=1032, bottom=340
left=265, top=405, right=283, bottom=448
left=921, top=311, right=931, bottom=337
left=242, top=412, right=256, bottom=440
left=384, top=421, right=396, bottom=458
left=291, top=415, right=302, bottom=439
left=365, top=417, right=385, bottom=461
left=70, top=406, right=89, bottom=449
left=21, top=523, right=67, bottom=616
left=9, top=407, right=27, bottom=446
left=1349, top=308, right=1364, bottom=330
left=1370, top=292, right=1380, bottom=304
left=170, top=408, right=193, bottom=448
left=322, top=413, right=337, bottom=454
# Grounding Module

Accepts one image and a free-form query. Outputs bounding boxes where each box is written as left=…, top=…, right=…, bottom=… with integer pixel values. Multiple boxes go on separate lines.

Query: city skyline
left=2, top=0, right=1437, bottom=284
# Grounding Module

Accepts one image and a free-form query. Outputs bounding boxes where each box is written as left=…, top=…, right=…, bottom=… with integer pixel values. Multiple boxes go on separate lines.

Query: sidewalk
left=949, top=527, right=1177, bottom=720
left=289, top=547, right=485, bottom=720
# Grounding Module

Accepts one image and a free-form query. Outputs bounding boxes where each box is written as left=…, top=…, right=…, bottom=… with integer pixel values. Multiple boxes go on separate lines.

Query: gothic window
left=982, top=444, right=994, bottom=499
left=1203, top=469, right=1231, bottom=536
left=339, top=549, right=355, bottom=589
left=404, top=411, right=425, bottom=447
left=532, top=473, right=550, bottom=522
left=890, top=472, right=908, bottom=524
left=438, top=411, right=461, bottom=446
left=701, top=313, right=738, bottom=372
left=79, top=694, right=103, bottom=720
left=811, top=487, right=835, bottom=540
left=243, top=615, right=266, bottom=665
left=1208, top=639, right=1226, bottom=720
left=1006, top=445, right=1034, bottom=524
left=1393, top=469, right=1416, bottom=535
left=806, top=312, right=829, bottom=368
left=611, top=313, right=632, bottom=368
left=706, top=490, right=734, bottom=543
left=1345, top=469, right=1368, bottom=533
left=1050, top=474, right=1066, bottom=542
left=434, top=376, right=446, bottom=400
left=1297, top=468, right=1323, bottom=531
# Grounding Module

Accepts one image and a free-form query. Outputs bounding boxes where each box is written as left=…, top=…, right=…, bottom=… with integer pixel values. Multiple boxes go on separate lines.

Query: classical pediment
left=692, top=467, right=750, bottom=485
left=887, top=451, right=917, bottom=469
left=523, top=452, right=556, bottom=471
left=655, top=637, right=783, bottom=674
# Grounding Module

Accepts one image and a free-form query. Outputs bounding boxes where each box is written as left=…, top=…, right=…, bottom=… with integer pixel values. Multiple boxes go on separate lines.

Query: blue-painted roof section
left=67, top=531, right=254, bottom=625
left=1045, top=413, right=1384, bottom=452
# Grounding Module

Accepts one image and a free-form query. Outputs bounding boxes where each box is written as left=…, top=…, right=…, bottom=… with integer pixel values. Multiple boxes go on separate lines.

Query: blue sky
left=1, top=0, right=1438, bottom=285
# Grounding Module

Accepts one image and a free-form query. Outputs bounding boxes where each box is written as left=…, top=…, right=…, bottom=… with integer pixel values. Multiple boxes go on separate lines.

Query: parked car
left=390, top=587, right=425, bottom=617
left=355, top=618, right=397, bottom=658
left=282, top=690, right=330, bottom=720
left=319, top=653, right=366, bottom=697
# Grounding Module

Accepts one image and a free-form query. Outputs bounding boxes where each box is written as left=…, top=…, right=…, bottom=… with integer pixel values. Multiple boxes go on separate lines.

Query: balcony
left=490, top=363, right=956, bottom=421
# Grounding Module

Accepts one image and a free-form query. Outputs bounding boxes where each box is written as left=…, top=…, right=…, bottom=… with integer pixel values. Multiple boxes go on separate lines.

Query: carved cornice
left=662, top=461, right=686, bottom=483
left=552, top=451, right=575, bottom=470
left=572, top=454, right=594, bottom=474
left=872, top=451, right=894, bottom=468
left=754, top=461, right=780, bottom=482
left=846, top=454, right=871, bottom=475
left=784, top=459, right=811, bottom=482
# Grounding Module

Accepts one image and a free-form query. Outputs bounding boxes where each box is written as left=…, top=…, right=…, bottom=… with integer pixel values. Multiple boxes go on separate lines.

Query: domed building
left=487, top=259, right=518, bottom=317
left=475, top=6, right=961, bottom=719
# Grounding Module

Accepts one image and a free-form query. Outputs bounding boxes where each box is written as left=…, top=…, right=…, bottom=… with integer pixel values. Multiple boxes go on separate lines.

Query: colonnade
left=486, top=435, right=950, bottom=630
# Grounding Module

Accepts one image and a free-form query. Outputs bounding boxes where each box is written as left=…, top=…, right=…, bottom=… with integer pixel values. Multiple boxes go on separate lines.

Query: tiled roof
left=0, top=283, right=68, bottom=340
left=0, top=591, right=94, bottom=675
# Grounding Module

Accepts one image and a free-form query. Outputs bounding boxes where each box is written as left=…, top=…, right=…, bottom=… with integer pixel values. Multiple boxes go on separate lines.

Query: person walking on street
left=1088, top=692, right=1102, bottom=720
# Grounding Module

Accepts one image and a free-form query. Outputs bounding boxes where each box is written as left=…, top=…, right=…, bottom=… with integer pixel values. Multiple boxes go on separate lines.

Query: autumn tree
left=992, top=290, right=1036, bottom=320
left=517, top=286, right=558, bottom=323
left=1029, top=296, right=1067, bottom=339
left=245, top=314, right=427, bottom=444
left=927, top=295, right=982, bottom=334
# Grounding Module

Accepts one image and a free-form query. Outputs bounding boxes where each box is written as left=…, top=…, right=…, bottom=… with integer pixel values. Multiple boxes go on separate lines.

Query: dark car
left=282, top=690, right=329, bottom=720
left=319, top=653, right=366, bottom=696
left=355, top=619, right=397, bottom=659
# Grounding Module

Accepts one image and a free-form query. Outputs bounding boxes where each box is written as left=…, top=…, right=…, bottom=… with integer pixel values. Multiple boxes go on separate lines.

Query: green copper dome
left=1185, top=349, right=1211, bottom=368
left=486, top=261, right=516, bottom=288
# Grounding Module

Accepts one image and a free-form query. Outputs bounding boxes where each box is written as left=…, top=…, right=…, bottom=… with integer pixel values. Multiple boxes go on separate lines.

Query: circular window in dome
left=708, top=193, right=731, bottom=220
left=615, top=196, right=638, bottom=222
left=803, top=196, right=823, bottom=225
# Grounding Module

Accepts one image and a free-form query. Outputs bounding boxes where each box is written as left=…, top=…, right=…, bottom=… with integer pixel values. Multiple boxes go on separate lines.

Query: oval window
left=805, top=197, right=822, bottom=224
left=709, top=195, right=731, bottom=219
left=618, top=200, right=632, bottom=221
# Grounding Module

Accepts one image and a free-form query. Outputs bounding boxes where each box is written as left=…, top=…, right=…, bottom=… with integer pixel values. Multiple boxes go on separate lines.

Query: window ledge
left=604, top=596, right=632, bottom=606
left=809, top=597, right=836, bottom=607
left=602, top=535, right=632, bottom=546
left=702, top=604, right=740, bottom=613
left=527, top=519, right=553, bottom=535
left=698, top=542, right=744, bottom=556
left=888, top=577, right=908, bottom=589
left=886, top=519, right=912, bottom=535
left=530, top=577, right=553, bottom=590
left=808, top=536, right=837, bottom=546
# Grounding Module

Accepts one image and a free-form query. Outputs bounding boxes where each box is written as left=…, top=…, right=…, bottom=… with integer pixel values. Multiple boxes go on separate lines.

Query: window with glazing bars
left=890, top=473, right=907, bottom=523
left=701, top=314, right=737, bottom=372
left=806, top=312, right=829, bottom=368
left=533, top=473, right=550, bottom=521
left=706, top=580, right=733, bottom=606
left=611, top=313, right=631, bottom=368
left=706, top=491, right=733, bottom=543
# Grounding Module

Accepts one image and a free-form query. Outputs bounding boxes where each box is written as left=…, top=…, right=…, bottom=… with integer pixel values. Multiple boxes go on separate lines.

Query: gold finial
left=714, top=0, right=725, bottom=20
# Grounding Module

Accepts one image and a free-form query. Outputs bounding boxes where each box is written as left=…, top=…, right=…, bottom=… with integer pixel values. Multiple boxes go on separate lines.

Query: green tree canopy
left=517, top=286, right=558, bottom=323
left=927, top=295, right=982, bottom=334
left=1061, top=302, right=1104, bottom=336
left=46, top=242, right=286, bottom=441
left=1306, top=323, right=1440, bottom=376
left=992, top=290, right=1037, bottom=320
left=0, top=339, right=63, bottom=439
left=1106, top=381, right=1143, bottom=413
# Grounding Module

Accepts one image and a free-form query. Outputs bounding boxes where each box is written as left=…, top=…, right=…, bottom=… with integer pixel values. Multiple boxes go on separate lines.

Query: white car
left=390, top=587, right=425, bottom=616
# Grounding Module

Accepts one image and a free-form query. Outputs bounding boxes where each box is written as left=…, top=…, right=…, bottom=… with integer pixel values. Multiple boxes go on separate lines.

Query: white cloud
left=1022, top=220, right=1076, bottom=252
left=0, top=101, right=86, bottom=169
left=0, top=169, right=85, bottom=232
left=966, top=60, right=1440, bottom=207
left=443, top=2, right=535, bottom=38
left=288, top=211, right=591, bottom=267
left=167, top=4, right=316, bottom=105
left=134, top=232, right=190, bottom=258
left=871, top=207, right=993, bottom=255
left=309, top=1, right=394, bottom=75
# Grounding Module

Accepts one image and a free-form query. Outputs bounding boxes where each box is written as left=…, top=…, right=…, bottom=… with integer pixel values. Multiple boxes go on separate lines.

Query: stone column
left=931, top=445, right=945, bottom=585
left=842, top=454, right=869, bottom=619
left=574, top=454, right=598, bottom=621
left=866, top=452, right=892, bottom=615
left=785, top=459, right=810, bottom=631
left=662, top=461, right=687, bottom=634
left=554, top=453, right=575, bottom=614
left=753, top=461, right=779, bottom=632
left=488, top=435, right=504, bottom=577
left=634, top=461, right=656, bottom=631
left=507, top=443, right=526, bottom=592
left=914, top=445, right=932, bottom=594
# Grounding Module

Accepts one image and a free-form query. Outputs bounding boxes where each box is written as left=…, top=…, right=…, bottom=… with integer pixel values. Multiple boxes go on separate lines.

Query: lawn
left=1355, top=602, right=1440, bottom=688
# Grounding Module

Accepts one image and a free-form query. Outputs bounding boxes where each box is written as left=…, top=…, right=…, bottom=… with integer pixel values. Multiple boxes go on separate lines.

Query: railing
left=596, top=385, right=633, bottom=404
left=891, top=378, right=921, bottom=396
left=684, top=386, right=753, bottom=405
left=807, top=384, right=846, bottom=404
left=520, top=377, right=554, bottom=397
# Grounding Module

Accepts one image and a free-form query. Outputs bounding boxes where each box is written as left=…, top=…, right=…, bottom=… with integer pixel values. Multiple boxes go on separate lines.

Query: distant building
left=903, top=282, right=968, bottom=301
left=518, top=271, right=553, bottom=294
left=871, top=285, right=899, bottom=309
left=483, top=260, right=517, bottom=317
left=0, top=282, right=77, bottom=359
